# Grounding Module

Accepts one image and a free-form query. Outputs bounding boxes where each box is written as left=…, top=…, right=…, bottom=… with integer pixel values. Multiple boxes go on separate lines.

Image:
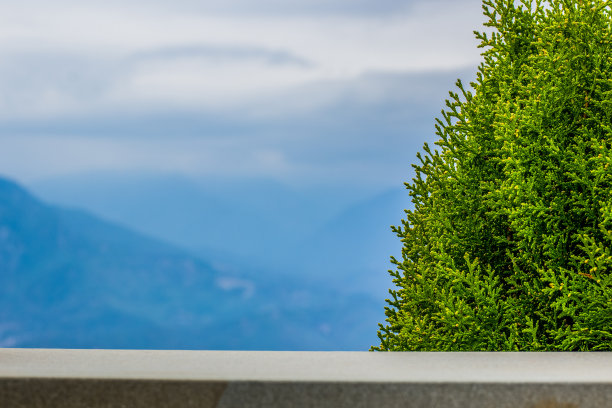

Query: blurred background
left=0, top=0, right=483, bottom=350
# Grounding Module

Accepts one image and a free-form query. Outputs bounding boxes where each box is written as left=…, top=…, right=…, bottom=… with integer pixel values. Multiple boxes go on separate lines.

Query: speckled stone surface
left=217, top=383, right=611, bottom=408
left=0, top=379, right=227, bottom=408
left=1, top=349, right=611, bottom=407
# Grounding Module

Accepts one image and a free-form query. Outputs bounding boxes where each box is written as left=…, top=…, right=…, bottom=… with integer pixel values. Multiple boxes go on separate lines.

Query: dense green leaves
left=374, top=0, right=612, bottom=351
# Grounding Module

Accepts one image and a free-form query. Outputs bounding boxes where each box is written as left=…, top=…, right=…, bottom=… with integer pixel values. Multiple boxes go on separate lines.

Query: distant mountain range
left=29, top=173, right=410, bottom=295
left=295, top=188, right=408, bottom=296
left=28, top=173, right=375, bottom=265
left=0, top=176, right=385, bottom=350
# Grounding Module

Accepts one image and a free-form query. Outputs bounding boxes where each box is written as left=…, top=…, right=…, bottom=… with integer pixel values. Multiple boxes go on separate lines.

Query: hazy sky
left=0, top=0, right=485, bottom=188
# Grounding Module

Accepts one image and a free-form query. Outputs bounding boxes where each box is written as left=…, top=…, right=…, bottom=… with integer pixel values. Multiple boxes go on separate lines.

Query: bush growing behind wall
left=374, top=0, right=612, bottom=351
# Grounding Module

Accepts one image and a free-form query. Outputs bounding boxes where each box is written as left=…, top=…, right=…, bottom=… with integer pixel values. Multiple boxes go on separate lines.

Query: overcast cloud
left=0, top=0, right=485, bottom=185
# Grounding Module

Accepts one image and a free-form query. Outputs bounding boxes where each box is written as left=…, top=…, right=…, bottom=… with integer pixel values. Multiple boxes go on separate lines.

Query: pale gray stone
left=0, top=349, right=610, bottom=407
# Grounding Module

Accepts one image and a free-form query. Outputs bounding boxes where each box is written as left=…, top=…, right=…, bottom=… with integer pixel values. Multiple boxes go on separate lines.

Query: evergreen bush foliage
left=374, top=0, right=612, bottom=351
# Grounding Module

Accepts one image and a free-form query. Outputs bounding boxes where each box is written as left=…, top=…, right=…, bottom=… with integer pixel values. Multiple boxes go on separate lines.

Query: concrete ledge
left=1, top=349, right=611, bottom=407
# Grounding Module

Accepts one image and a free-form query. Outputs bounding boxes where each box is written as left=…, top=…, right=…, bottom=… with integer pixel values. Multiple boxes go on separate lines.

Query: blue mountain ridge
left=28, top=172, right=371, bottom=267
left=0, top=176, right=382, bottom=350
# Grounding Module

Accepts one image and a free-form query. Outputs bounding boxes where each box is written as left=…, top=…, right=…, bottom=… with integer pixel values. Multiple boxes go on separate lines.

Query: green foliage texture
left=374, top=0, right=612, bottom=351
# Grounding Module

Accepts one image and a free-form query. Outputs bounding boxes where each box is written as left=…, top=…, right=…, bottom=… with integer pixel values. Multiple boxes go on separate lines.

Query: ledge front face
left=1, top=349, right=611, bottom=408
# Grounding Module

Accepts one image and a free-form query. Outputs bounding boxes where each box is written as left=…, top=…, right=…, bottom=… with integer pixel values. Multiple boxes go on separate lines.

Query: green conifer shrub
left=374, top=0, right=612, bottom=351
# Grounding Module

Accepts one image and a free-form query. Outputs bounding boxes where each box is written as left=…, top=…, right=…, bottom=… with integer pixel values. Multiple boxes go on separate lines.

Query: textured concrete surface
left=0, top=379, right=227, bottom=408
left=1, top=349, right=611, bottom=407
left=217, top=383, right=611, bottom=408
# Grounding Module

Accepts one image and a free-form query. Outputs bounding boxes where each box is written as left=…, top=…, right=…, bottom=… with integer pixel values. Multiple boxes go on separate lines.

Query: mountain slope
left=0, top=176, right=383, bottom=349
left=28, top=173, right=378, bottom=267
left=0, top=176, right=236, bottom=347
left=292, top=187, right=410, bottom=297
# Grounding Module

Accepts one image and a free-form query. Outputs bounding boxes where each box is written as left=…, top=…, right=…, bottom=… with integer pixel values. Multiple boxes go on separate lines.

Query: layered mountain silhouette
left=0, top=176, right=382, bottom=349
left=29, top=173, right=361, bottom=267
left=30, top=173, right=409, bottom=291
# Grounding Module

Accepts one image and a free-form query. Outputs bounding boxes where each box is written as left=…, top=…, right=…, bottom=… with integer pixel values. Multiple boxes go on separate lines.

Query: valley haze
left=0, top=176, right=389, bottom=349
